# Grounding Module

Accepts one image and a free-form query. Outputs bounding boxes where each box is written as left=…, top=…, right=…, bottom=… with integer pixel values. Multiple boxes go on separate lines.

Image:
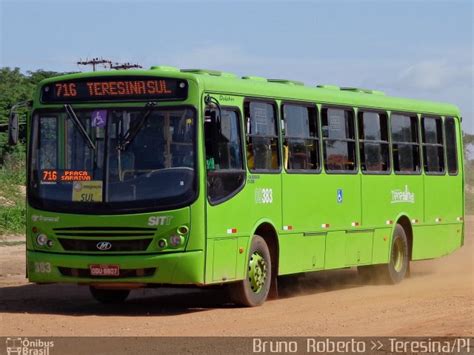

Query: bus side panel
left=362, top=175, right=423, bottom=228
left=211, top=237, right=238, bottom=282
left=412, top=225, right=452, bottom=260
left=372, top=228, right=392, bottom=264
left=423, top=174, right=461, bottom=224
left=361, top=175, right=396, bottom=227
left=324, top=231, right=346, bottom=269
left=278, top=233, right=325, bottom=275
left=283, top=174, right=361, bottom=231
left=280, top=174, right=330, bottom=273
left=345, top=231, right=373, bottom=266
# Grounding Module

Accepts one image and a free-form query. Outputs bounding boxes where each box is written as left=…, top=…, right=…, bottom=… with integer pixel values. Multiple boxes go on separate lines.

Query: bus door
left=204, top=98, right=252, bottom=283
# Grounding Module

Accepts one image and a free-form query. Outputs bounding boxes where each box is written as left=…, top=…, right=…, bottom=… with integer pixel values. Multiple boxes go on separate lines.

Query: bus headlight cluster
left=157, top=226, right=188, bottom=249
left=36, top=234, right=54, bottom=248
left=169, top=234, right=184, bottom=247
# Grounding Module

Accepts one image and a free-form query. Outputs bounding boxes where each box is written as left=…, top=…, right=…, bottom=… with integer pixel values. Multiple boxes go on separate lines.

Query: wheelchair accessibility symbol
left=337, top=189, right=343, bottom=203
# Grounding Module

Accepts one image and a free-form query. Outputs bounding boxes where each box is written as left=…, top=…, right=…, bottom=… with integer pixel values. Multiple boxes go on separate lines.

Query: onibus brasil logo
left=391, top=185, right=415, bottom=204
left=5, top=337, right=54, bottom=355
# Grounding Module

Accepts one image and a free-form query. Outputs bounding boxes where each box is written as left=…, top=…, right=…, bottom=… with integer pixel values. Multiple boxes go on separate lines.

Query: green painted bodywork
left=26, top=67, right=464, bottom=287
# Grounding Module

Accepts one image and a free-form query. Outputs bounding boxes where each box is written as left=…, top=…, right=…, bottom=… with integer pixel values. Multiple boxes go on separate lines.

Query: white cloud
left=395, top=60, right=473, bottom=91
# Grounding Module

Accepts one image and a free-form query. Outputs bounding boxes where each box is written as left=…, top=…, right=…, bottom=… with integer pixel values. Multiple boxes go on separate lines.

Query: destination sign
left=41, top=76, right=188, bottom=103
left=41, top=170, right=92, bottom=183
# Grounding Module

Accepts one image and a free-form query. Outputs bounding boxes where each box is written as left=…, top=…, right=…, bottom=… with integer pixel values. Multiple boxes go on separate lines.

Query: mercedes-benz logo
left=96, top=241, right=112, bottom=251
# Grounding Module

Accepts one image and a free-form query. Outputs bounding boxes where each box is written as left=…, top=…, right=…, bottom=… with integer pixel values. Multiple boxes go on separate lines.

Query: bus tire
left=380, top=224, right=409, bottom=284
left=89, top=287, right=130, bottom=304
left=229, top=235, right=272, bottom=307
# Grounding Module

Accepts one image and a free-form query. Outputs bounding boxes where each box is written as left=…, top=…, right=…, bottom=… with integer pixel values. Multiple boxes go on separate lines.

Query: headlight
left=169, top=234, right=184, bottom=247
left=157, top=238, right=167, bottom=249
left=177, top=225, right=189, bottom=235
left=36, top=234, right=48, bottom=246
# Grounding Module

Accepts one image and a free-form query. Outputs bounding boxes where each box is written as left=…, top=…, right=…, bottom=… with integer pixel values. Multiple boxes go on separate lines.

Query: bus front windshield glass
left=30, top=106, right=196, bottom=212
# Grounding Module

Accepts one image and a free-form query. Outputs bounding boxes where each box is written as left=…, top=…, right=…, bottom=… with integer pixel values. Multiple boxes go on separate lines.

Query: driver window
left=205, top=108, right=245, bottom=204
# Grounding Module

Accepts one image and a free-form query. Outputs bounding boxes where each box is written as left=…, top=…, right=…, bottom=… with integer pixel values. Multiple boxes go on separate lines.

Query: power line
left=77, top=57, right=112, bottom=71
left=110, top=62, right=143, bottom=70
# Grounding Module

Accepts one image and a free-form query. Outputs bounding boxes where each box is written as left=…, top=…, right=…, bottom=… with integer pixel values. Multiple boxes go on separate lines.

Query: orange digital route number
left=41, top=170, right=92, bottom=182
left=55, top=83, right=77, bottom=97
left=42, top=170, right=58, bottom=182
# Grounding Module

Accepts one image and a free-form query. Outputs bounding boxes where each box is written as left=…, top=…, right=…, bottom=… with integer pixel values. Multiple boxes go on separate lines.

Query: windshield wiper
left=117, top=101, right=157, bottom=151
left=64, top=104, right=96, bottom=151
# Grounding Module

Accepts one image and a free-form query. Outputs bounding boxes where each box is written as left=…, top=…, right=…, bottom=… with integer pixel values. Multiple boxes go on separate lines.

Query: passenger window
left=205, top=108, right=245, bottom=203
left=391, top=114, right=420, bottom=173
left=321, top=107, right=356, bottom=172
left=358, top=111, right=390, bottom=173
left=283, top=104, right=320, bottom=171
left=244, top=101, right=279, bottom=172
left=444, top=117, right=458, bottom=175
left=422, top=116, right=445, bottom=174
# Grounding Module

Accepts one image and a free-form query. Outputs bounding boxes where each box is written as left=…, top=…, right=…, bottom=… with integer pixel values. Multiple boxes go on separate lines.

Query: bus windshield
left=29, top=106, right=196, bottom=213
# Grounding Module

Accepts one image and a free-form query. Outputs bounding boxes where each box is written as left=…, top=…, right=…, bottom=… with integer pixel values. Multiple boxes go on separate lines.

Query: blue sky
left=1, top=0, right=473, bottom=132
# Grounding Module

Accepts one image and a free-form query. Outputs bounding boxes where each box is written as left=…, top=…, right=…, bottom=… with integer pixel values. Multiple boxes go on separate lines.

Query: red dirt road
left=0, top=218, right=472, bottom=337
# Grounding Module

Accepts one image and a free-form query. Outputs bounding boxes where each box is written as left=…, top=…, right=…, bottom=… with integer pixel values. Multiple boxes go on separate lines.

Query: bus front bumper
left=26, top=249, right=204, bottom=285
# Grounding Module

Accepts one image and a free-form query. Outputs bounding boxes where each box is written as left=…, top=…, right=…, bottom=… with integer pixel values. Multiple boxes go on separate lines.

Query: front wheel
left=229, top=235, right=272, bottom=307
left=89, top=287, right=130, bottom=304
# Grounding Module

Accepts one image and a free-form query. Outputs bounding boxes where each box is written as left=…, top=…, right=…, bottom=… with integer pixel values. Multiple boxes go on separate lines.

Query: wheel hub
left=248, top=252, right=267, bottom=293
left=392, top=236, right=405, bottom=273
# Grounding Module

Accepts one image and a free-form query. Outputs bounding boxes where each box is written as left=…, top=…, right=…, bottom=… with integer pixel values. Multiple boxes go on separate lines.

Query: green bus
left=8, top=66, right=465, bottom=306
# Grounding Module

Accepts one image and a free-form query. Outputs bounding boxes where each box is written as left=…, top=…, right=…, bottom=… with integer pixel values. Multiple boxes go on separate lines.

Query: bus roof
left=38, top=67, right=461, bottom=117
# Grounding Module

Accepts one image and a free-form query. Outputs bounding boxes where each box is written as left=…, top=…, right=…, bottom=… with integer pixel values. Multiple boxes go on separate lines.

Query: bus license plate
left=89, top=264, right=120, bottom=276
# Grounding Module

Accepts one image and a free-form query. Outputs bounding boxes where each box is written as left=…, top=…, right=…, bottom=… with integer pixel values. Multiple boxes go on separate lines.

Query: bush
left=0, top=149, right=26, bottom=235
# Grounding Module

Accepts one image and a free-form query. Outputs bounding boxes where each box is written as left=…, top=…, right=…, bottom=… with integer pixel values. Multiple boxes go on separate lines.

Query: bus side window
left=244, top=101, right=280, bottom=172
left=283, top=104, right=320, bottom=172
left=321, top=107, right=356, bottom=172
left=444, top=117, right=458, bottom=175
left=205, top=108, right=245, bottom=204
left=358, top=111, right=390, bottom=173
left=391, top=114, right=420, bottom=173
left=422, top=116, right=445, bottom=174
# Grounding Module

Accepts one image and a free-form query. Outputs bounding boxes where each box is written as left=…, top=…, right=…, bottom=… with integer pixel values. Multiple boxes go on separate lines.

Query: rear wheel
left=358, top=224, right=409, bottom=284
left=89, top=287, right=130, bottom=304
left=383, top=224, right=409, bottom=283
left=229, top=235, right=272, bottom=307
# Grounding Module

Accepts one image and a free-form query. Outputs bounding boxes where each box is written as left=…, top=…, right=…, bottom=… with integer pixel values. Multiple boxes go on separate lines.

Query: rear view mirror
left=8, top=112, right=19, bottom=146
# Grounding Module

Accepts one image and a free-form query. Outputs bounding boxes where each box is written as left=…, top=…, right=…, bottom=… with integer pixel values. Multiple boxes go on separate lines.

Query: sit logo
left=148, top=216, right=173, bottom=226
left=255, top=188, right=273, bottom=204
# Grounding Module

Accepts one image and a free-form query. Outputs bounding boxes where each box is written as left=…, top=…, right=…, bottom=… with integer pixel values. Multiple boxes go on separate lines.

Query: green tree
left=0, top=67, right=60, bottom=163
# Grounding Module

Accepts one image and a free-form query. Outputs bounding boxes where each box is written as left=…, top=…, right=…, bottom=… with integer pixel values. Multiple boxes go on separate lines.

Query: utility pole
left=110, top=62, right=143, bottom=70
left=77, top=57, right=112, bottom=71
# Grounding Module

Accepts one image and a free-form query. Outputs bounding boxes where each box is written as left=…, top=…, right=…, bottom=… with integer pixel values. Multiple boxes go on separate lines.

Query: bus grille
left=53, top=226, right=156, bottom=238
left=58, top=238, right=153, bottom=252
left=58, top=267, right=156, bottom=278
